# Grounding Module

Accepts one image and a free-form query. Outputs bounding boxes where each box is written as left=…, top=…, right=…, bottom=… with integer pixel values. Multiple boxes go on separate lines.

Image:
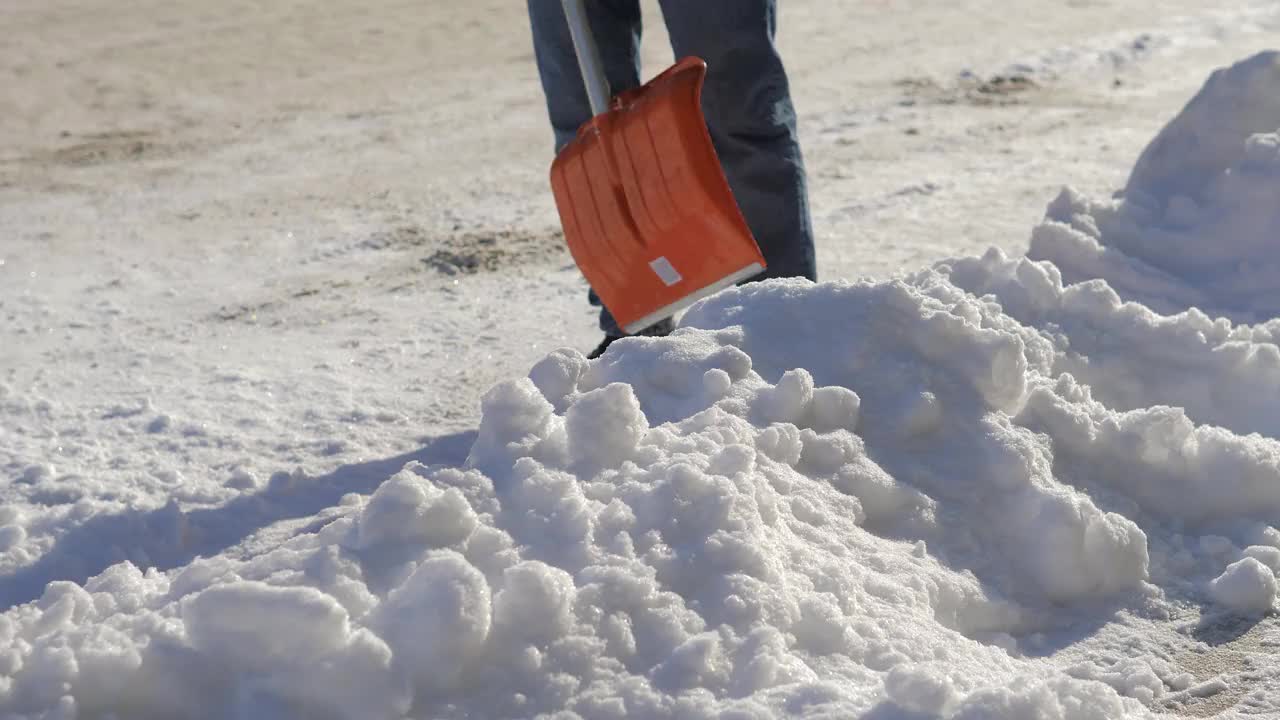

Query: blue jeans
left=528, top=0, right=817, bottom=336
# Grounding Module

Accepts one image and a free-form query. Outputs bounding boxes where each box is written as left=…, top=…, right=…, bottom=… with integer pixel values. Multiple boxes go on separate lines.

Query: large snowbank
left=1027, top=51, right=1280, bottom=324
left=2, top=53, right=1280, bottom=720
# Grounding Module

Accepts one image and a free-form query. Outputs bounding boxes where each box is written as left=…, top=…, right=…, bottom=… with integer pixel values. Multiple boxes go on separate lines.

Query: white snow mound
left=1208, top=558, right=1278, bottom=615
left=1027, top=51, right=1280, bottom=322
left=3, top=53, right=1280, bottom=720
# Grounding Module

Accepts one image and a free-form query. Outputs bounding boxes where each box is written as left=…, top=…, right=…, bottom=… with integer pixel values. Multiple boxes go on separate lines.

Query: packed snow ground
left=3, top=2, right=1280, bottom=719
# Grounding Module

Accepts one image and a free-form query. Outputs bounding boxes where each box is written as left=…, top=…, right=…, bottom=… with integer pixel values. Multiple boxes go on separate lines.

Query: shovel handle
left=561, top=0, right=612, bottom=116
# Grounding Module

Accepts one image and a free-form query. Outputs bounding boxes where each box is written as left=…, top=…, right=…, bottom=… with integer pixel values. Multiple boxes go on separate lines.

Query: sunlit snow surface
left=2, top=53, right=1280, bottom=720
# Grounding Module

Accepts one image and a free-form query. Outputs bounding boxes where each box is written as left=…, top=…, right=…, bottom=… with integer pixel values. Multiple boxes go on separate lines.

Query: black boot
left=587, top=318, right=675, bottom=359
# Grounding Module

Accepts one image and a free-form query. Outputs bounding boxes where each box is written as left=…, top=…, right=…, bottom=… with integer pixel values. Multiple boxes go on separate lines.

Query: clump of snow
left=4, top=51, right=1280, bottom=720
left=1244, top=545, right=1280, bottom=574
left=353, top=468, right=477, bottom=550
left=372, top=551, right=491, bottom=693
left=1208, top=558, right=1278, bottom=615
left=225, top=467, right=259, bottom=491
left=0, top=507, right=26, bottom=555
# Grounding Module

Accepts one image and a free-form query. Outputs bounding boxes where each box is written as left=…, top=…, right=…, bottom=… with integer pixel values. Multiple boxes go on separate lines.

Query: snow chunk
left=566, top=383, right=648, bottom=473
left=354, top=468, right=477, bottom=550
left=809, top=385, right=861, bottom=432
left=885, top=663, right=958, bottom=716
left=373, top=551, right=491, bottom=691
left=0, top=524, right=25, bottom=554
left=528, top=347, right=589, bottom=411
left=183, top=581, right=352, bottom=664
left=1208, top=557, right=1278, bottom=614
left=1243, top=545, right=1280, bottom=574
left=492, top=560, right=576, bottom=645
left=754, top=368, right=814, bottom=424
left=467, top=378, right=556, bottom=477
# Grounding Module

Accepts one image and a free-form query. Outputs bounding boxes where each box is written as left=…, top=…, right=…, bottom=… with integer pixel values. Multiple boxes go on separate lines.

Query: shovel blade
left=550, top=56, right=766, bottom=334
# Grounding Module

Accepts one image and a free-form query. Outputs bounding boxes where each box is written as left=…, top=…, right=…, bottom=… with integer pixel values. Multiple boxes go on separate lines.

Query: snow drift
left=2, top=53, right=1280, bottom=720
left=1028, top=51, right=1280, bottom=324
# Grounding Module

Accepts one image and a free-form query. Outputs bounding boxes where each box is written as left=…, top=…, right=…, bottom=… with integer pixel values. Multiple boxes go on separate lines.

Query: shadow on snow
left=0, top=430, right=477, bottom=612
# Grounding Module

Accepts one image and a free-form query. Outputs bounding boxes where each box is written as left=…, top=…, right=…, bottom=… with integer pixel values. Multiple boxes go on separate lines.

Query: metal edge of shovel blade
left=621, top=262, right=764, bottom=334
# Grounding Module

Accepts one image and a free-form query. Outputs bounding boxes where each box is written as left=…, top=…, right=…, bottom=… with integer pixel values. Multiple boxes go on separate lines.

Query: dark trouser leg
left=527, top=0, right=643, bottom=151
left=658, top=0, right=817, bottom=283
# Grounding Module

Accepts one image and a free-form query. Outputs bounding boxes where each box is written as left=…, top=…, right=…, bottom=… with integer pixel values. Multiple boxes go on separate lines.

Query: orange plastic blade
left=550, top=56, right=767, bottom=334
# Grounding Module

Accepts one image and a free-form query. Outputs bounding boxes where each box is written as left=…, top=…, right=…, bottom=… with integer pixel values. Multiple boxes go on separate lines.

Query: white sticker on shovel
left=649, top=256, right=683, bottom=286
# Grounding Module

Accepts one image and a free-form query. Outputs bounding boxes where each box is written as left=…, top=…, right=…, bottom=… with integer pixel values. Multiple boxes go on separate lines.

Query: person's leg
left=529, top=0, right=667, bottom=338
left=527, top=0, right=643, bottom=151
left=657, top=0, right=817, bottom=283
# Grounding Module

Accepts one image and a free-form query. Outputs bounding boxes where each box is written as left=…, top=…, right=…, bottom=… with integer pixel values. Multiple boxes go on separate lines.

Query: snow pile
left=0, top=282, right=1162, bottom=720
left=5, top=269, right=1278, bottom=718
left=2, top=53, right=1280, bottom=720
left=1027, top=51, right=1280, bottom=323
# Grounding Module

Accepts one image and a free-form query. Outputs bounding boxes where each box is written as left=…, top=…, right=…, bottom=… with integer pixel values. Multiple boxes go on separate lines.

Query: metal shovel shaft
left=561, top=0, right=611, bottom=116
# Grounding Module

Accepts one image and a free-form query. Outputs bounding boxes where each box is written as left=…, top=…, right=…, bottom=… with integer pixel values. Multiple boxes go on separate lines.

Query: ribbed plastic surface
left=550, top=57, right=767, bottom=333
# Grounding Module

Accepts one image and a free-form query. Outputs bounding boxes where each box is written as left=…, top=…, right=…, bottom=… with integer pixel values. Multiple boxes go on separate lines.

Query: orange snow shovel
left=549, top=0, right=767, bottom=334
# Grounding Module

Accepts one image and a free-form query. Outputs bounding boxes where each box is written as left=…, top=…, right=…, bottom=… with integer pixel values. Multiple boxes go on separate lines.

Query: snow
left=1208, top=559, right=1278, bottom=616
left=4, top=1, right=1280, bottom=719
left=1029, top=52, right=1280, bottom=323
